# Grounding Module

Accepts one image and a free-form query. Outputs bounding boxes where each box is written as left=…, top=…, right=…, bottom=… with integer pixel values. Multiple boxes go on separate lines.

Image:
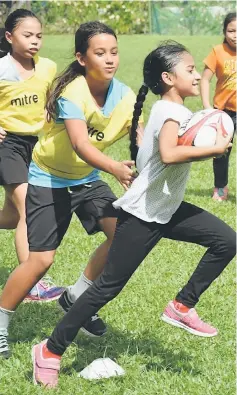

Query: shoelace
left=91, top=314, right=99, bottom=322
left=38, top=276, right=56, bottom=290
left=0, top=330, right=9, bottom=352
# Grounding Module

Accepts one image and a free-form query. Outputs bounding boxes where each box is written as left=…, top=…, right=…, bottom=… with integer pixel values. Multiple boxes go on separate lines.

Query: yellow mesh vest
left=0, top=56, right=56, bottom=135
left=33, top=76, right=140, bottom=179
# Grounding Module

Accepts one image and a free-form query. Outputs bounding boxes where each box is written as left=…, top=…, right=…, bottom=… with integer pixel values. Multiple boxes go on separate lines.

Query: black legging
left=47, top=202, right=236, bottom=355
left=213, top=109, right=236, bottom=188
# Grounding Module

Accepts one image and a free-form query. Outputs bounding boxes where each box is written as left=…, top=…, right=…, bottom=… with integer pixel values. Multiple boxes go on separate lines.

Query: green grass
left=0, top=35, right=236, bottom=395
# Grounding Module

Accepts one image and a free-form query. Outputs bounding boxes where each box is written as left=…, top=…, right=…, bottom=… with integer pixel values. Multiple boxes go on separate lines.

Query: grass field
left=0, top=35, right=236, bottom=395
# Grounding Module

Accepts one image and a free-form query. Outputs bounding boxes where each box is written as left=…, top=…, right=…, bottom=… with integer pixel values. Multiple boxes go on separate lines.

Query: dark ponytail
left=0, top=8, right=41, bottom=58
left=47, top=61, right=85, bottom=121
left=47, top=20, right=117, bottom=121
left=0, top=34, right=11, bottom=58
left=130, top=40, right=188, bottom=162
left=130, top=84, right=148, bottom=162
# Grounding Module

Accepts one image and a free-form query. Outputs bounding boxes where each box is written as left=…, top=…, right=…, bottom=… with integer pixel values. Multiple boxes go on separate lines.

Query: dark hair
left=0, top=8, right=41, bottom=58
left=223, top=12, right=236, bottom=43
left=47, top=21, right=117, bottom=121
left=130, top=40, right=188, bottom=162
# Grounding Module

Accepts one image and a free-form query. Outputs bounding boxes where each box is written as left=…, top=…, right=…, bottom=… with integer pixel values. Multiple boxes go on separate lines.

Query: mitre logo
left=11, top=94, right=39, bottom=106
left=88, top=126, right=105, bottom=141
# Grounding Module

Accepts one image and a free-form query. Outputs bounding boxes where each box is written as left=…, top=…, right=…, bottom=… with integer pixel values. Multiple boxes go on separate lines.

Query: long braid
left=130, top=84, right=148, bottom=162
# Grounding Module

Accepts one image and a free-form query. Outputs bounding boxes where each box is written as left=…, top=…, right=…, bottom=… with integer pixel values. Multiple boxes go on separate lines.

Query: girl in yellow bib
left=0, top=21, right=143, bottom=356
left=0, top=9, right=64, bottom=330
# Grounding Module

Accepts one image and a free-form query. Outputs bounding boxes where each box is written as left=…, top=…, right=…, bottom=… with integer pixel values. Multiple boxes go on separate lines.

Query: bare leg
left=84, top=217, right=117, bottom=281
left=0, top=250, right=56, bottom=311
left=0, top=183, right=28, bottom=263
left=0, top=187, right=19, bottom=229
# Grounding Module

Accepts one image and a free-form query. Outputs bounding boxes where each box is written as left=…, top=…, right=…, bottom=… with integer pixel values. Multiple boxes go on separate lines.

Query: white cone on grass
left=78, top=358, right=125, bottom=380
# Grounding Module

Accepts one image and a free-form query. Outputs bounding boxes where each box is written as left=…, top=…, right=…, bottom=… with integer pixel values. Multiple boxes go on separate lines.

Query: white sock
left=67, top=273, right=93, bottom=303
left=0, top=306, right=14, bottom=333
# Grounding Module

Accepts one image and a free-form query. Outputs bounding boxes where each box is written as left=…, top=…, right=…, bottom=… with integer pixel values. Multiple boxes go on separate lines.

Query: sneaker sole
left=31, top=346, right=38, bottom=386
left=160, top=314, right=218, bottom=337
left=80, top=326, right=107, bottom=338
left=24, top=294, right=62, bottom=303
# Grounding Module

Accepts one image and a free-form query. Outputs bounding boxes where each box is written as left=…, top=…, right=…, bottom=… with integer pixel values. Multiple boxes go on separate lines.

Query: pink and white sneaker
left=24, top=277, right=65, bottom=303
left=161, top=301, right=218, bottom=337
left=212, top=186, right=228, bottom=202
left=32, top=340, right=61, bottom=388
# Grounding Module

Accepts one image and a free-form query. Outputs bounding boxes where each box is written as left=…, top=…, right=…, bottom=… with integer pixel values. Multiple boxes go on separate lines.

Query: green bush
left=32, top=0, right=149, bottom=34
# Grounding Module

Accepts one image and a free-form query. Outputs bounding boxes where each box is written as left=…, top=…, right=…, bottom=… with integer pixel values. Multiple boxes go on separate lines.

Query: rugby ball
left=178, top=109, right=234, bottom=147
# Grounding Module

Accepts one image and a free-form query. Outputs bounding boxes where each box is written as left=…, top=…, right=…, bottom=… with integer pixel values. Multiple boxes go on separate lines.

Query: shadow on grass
left=9, top=303, right=200, bottom=378
left=186, top=187, right=236, bottom=202
left=69, top=326, right=201, bottom=376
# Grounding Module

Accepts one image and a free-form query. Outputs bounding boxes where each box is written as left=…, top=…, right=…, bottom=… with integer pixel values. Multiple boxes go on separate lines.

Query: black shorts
left=26, top=180, right=119, bottom=252
left=0, top=133, right=38, bottom=185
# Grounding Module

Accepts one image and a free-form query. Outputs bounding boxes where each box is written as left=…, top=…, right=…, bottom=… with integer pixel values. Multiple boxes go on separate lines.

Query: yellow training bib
left=33, top=76, right=142, bottom=179
left=0, top=56, right=57, bottom=135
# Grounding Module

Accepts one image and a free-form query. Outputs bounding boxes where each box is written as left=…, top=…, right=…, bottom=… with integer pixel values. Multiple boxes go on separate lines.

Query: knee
left=28, top=254, right=54, bottom=273
left=38, top=256, right=54, bottom=272
left=217, top=231, right=236, bottom=259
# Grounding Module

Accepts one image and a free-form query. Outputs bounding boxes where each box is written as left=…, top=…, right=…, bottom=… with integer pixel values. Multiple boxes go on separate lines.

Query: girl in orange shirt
left=201, top=12, right=236, bottom=201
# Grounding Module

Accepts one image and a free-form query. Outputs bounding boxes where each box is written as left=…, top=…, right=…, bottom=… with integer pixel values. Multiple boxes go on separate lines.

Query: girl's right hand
left=112, top=160, right=135, bottom=190
left=0, top=127, right=6, bottom=143
left=214, top=123, right=232, bottom=155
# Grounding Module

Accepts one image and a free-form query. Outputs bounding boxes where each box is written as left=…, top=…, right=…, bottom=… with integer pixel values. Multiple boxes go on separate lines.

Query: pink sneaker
left=212, top=186, right=228, bottom=201
left=32, top=340, right=60, bottom=388
left=161, top=301, right=218, bottom=337
left=24, top=277, right=65, bottom=303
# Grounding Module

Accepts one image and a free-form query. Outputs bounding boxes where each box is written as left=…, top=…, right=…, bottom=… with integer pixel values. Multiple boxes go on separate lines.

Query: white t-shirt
left=113, top=100, right=193, bottom=224
left=0, top=53, right=21, bottom=81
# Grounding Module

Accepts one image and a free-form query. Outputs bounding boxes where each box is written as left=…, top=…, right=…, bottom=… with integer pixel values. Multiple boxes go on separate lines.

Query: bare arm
left=200, top=67, right=214, bottom=109
left=159, top=120, right=232, bottom=165
left=64, top=119, right=135, bottom=189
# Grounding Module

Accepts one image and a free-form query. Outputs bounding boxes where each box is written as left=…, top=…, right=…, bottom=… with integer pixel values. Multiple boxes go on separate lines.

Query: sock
left=67, top=273, right=93, bottom=303
left=0, top=306, right=14, bottom=331
left=42, top=343, right=61, bottom=360
left=173, top=300, right=190, bottom=313
left=0, top=307, right=14, bottom=352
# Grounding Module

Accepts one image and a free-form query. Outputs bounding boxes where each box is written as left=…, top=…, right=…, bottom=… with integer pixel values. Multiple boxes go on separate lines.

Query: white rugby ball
left=178, top=109, right=234, bottom=147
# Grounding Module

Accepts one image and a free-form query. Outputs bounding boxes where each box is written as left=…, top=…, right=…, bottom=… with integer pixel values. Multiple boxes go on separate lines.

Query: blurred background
left=0, top=0, right=235, bottom=36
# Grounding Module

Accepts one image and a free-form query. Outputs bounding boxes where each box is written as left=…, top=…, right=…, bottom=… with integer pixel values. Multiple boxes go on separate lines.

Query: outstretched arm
left=200, top=67, right=214, bottom=109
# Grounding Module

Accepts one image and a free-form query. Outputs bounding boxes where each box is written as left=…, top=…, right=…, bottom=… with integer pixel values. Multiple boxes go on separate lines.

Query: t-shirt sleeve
left=154, top=102, right=192, bottom=138
left=203, top=48, right=217, bottom=73
left=57, top=97, right=86, bottom=120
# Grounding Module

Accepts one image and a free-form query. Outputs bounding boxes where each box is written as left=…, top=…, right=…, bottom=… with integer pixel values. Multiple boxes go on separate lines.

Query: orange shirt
left=204, top=43, right=236, bottom=111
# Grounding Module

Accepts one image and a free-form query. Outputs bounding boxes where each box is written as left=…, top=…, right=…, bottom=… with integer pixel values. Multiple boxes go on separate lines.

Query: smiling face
left=76, top=33, right=119, bottom=82
left=162, top=52, right=201, bottom=99
left=6, top=17, right=42, bottom=59
left=224, top=19, right=236, bottom=51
